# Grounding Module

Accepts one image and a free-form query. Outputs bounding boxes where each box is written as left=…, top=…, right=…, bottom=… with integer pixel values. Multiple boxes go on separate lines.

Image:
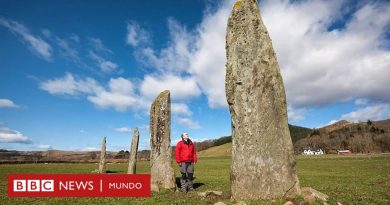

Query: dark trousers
left=179, top=162, right=194, bottom=191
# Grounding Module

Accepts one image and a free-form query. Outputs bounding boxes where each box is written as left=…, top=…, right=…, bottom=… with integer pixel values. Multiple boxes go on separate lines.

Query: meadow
left=0, top=154, right=389, bottom=205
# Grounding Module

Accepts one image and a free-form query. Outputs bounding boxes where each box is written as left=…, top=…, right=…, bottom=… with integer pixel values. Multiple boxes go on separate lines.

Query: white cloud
left=114, top=127, right=131, bottom=133
left=287, top=106, right=306, bottom=123
left=129, top=0, right=390, bottom=110
left=79, top=147, right=99, bottom=151
left=187, top=5, right=231, bottom=108
left=41, top=29, right=52, bottom=38
left=190, top=137, right=209, bottom=142
left=140, top=74, right=201, bottom=101
left=89, top=51, right=118, bottom=73
left=355, top=98, right=369, bottom=106
left=172, top=103, right=192, bottom=116
left=56, top=36, right=82, bottom=65
left=325, top=99, right=390, bottom=126
left=40, top=73, right=199, bottom=129
left=0, top=17, right=52, bottom=61
left=261, top=0, right=390, bottom=108
left=40, top=73, right=142, bottom=112
left=192, top=0, right=390, bottom=109
left=0, top=99, right=19, bottom=108
left=36, top=144, right=52, bottom=149
left=172, top=136, right=208, bottom=146
left=340, top=103, right=390, bottom=122
left=38, top=0, right=390, bottom=126
left=131, top=14, right=229, bottom=108
left=0, top=125, right=31, bottom=144
left=134, top=18, right=195, bottom=73
left=40, top=73, right=78, bottom=95
left=87, top=77, right=138, bottom=112
left=126, top=21, right=151, bottom=47
left=88, top=38, right=118, bottom=73
left=176, top=117, right=200, bottom=129
left=39, top=72, right=102, bottom=95
left=70, top=34, right=80, bottom=43
left=89, top=38, right=112, bottom=53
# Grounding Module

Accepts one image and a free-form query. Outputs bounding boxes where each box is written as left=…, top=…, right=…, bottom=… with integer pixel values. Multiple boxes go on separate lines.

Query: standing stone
left=98, top=136, right=106, bottom=174
left=127, top=128, right=140, bottom=174
left=226, top=0, right=300, bottom=200
left=150, top=90, right=176, bottom=192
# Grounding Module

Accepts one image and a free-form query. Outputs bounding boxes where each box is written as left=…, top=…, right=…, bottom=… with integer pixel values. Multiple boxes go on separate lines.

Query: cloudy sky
left=1, top=0, right=389, bottom=151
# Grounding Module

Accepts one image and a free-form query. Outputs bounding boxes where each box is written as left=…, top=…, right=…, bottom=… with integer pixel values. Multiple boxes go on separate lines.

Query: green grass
left=198, top=143, right=232, bottom=157
left=1, top=155, right=389, bottom=204
left=297, top=155, right=390, bottom=205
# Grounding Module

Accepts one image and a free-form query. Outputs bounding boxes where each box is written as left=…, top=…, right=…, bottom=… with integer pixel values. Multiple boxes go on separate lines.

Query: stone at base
left=197, top=191, right=223, bottom=197
left=301, top=187, right=329, bottom=203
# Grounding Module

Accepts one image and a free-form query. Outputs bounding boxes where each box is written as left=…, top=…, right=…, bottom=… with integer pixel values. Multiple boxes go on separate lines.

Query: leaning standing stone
left=127, top=128, right=139, bottom=174
left=150, top=90, right=176, bottom=192
left=98, top=136, right=106, bottom=174
left=226, top=0, right=301, bottom=200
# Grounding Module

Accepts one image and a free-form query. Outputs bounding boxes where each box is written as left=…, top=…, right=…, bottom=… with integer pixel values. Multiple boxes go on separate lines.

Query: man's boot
left=187, top=173, right=195, bottom=192
left=180, top=173, right=187, bottom=193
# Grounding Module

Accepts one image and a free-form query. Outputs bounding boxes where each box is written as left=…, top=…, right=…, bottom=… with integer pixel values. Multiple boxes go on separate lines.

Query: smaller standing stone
left=98, top=136, right=106, bottom=173
left=150, top=90, right=176, bottom=192
left=127, top=128, right=140, bottom=174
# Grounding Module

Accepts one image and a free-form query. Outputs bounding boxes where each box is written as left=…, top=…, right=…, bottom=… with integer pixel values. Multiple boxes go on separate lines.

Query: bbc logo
left=14, top=180, right=54, bottom=192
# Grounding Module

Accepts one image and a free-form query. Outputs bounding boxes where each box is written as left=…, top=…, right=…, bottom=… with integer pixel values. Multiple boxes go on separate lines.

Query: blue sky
left=1, top=0, right=389, bottom=151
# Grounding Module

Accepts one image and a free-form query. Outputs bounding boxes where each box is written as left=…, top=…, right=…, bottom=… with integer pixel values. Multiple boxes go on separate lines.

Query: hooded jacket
left=175, top=139, right=197, bottom=163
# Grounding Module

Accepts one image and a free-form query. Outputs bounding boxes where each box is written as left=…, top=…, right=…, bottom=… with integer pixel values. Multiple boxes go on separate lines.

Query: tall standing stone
left=226, top=0, right=300, bottom=200
left=150, top=90, right=176, bottom=192
left=127, top=128, right=139, bottom=174
left=98, top=136, right=106, bottom=174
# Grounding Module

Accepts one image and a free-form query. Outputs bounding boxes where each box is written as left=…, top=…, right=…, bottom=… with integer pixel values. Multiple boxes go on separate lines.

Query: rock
left=304, top=195, right=315, bottom=204
left=226, top=0, right=301, bottom=200
left=197, top=191, right=223, bottom=197
left=301, top=187, right=328, bottom=203
left=336, top=202, right=343, bottom=205
left=214, top=202, right=226, bottom=205
left=127, top=128, right=139, bottom=174
left=198, top=192, right=207, bottom=197
left=284, top=201, right=294, bottom=205
left=150, top=90, right=176, bottom=192
left=98, top=136, right=106, bottom=173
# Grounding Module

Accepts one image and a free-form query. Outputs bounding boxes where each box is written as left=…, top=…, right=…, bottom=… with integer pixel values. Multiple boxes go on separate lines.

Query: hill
left=199, top=120, right=390, bottom=156
left=289, top=124, right=312, bottom=143
left=195, top=124, right=311, bottom=152
left=198, top=143, right=232, bottom=157
left=294, top=119, right=390, bottom=154
left=0, top=150, right=118, bottom=164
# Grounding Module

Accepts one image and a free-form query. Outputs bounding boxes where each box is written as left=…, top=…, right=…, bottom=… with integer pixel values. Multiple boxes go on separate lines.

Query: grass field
left=1, top=154, right=389, bottom=205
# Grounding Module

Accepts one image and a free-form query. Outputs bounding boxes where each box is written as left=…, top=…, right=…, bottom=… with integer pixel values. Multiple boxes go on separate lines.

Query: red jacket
left=175, top=140, right=197, bottom=163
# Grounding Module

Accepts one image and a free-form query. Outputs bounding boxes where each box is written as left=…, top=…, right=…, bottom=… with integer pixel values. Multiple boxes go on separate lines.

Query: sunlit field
left=1, top=154, right=389, bottom=204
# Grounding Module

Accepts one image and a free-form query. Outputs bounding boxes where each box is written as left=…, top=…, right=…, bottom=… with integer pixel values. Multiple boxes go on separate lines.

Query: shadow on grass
left=105, top=170, right=121, bottom=173
left=175, top=177, right=205, bottom=189
left=193, top=182, right=205, bottom=189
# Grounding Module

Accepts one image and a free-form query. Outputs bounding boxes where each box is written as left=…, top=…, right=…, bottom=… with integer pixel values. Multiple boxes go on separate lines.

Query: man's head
left=181, top=133, right=189, bottom=141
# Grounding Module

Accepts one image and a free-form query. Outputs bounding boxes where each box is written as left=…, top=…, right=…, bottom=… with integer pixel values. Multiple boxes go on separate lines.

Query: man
left=175, top=132, right=197, bottom=193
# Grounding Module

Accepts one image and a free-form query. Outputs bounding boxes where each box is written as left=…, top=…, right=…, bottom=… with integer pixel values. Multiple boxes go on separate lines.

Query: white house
left=303, top=148, right=324, bottom=155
